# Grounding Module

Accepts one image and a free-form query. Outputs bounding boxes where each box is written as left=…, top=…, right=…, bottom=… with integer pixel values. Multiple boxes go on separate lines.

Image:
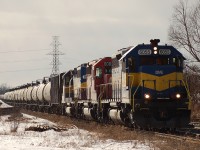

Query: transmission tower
left=48, top=36, right=64, bottom=77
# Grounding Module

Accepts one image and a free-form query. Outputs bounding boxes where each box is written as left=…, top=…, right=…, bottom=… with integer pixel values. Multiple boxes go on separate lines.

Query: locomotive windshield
left=140, top=56, right=183, bottom=67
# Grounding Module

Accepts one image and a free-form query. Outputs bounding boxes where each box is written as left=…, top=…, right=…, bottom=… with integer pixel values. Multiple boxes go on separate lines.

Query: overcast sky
left=0, top=0, right=180, bottom=87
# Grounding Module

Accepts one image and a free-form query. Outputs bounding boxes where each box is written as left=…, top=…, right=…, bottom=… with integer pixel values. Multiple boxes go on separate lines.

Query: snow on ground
left=0, top=114, right=154, bottom=150
left=0, top=100, right=12, bottom=108
left=0, top=100, right=154, bottom=150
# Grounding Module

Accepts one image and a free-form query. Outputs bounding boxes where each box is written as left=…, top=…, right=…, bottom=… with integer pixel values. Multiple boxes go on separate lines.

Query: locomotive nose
left=140, top=65, right=177, bottom=98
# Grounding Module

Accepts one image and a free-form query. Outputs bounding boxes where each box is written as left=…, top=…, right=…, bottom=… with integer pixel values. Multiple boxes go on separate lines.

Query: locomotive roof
left=89, top=59, right=99, bottom=66
left=119, top=46, right=134, bottom=61
left=119, top=44, right=186, bottom=61
left=93, top=57, right=111, bottom=66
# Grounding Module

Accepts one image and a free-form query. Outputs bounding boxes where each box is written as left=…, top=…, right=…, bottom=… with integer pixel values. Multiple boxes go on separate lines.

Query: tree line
left=0, top=83, right=10, bottom=95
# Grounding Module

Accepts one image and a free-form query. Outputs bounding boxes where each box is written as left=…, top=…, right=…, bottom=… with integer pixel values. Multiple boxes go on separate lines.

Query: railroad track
left=190, top=122, right=200, bottom=128
left=155, top=131, right=200, bottom=144
left=132, top=128, right=200, bottom=145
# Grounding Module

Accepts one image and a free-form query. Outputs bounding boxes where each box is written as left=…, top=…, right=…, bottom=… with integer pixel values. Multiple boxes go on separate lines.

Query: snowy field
left=0, top=101, right=154, bottom=150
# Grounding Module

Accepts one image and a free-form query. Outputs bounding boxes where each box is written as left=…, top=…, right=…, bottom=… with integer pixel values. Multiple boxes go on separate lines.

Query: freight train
left=1, top=39, right=191, bottom=129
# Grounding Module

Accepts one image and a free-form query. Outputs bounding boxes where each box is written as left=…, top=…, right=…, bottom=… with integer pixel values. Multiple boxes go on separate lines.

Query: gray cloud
left=0, top=0, right=178, bottom=87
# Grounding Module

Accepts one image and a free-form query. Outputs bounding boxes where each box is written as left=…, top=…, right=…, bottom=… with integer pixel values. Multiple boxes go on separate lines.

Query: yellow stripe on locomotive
left=126, top=72, right=184, bottom=91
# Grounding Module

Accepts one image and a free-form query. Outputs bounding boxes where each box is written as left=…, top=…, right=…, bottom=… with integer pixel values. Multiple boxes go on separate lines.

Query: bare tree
left=185, top=65, right=200, bottom=102
left=169, top=0, right=200, bottom=113
left=169, top=0, right=200, bottom=62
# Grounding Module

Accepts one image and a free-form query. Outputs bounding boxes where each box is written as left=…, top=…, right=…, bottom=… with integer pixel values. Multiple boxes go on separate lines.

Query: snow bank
left=0, top=105, right=153, bottom=149
left=0, top=100, right=12, bottom=108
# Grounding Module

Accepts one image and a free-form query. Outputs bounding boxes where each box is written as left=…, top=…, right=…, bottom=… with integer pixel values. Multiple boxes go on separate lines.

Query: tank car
left=35, top=78, right=51, bottom=112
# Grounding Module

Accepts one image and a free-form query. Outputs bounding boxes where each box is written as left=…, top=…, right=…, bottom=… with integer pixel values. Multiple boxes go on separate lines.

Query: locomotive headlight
left=153, top=47, right=158, bottom=54
left=144, top=94, right=150, bottom=99
left=176, top=93, right=181, bottom=99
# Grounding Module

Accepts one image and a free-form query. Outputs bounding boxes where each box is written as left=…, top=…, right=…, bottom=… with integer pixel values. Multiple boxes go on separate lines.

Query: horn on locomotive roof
left=150, top=39, right=160, bottom=46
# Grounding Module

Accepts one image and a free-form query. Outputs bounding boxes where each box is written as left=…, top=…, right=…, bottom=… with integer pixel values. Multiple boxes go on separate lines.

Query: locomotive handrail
left=97, top=83, right=120, bottom=101
left=181, top=79, right=192, bottom=109
left=97, top=85, right=106, bottom=111
left=68, top=77, right=73, bottom=100
left=181, top=80, right=191, bottom=99
left=98, top=84, right=111, bottom=100
left=96, top=83, right=112, bottom=86
left=132, top=81, right=142, bottom=111
left=129, top=74, right=134, bottom=105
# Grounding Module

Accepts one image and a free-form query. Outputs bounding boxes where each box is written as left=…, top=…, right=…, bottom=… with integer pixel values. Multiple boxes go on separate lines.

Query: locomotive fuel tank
left=108, top=109, right=123, bottom=123
left=83, top=108, right=93, bottom=119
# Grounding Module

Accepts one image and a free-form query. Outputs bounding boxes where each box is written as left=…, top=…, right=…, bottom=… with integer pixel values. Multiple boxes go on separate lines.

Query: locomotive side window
left=105, top=68, right=112, bottom=74
left=96, top=67, right=102, bottom=78
left=172, top=57, right=183, bottom=67
left=65, top=76, right=69, bottom=86
left=104, top=62, right=112, bottom=74
left=128, top=57, right=135, bottom=72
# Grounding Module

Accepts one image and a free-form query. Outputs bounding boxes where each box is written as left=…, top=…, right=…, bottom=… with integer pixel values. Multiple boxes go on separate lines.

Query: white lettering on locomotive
left=138, top=49, right=152, bottom=55
left=155, top=70, right=163, bottom=75
left=159, top=49, right=171, bottom=55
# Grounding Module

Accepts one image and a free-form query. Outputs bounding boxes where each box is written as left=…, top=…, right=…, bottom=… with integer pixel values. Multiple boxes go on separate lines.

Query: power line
left=0, top=48, right=50, bottom=54
left=0, top=56, right=88, bottom=64
left=0, top=68, right=51, bottom=74
left=0, top=58, right=49, bottom=63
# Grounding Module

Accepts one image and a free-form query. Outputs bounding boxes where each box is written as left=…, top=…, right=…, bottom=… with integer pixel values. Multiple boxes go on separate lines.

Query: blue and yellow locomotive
left=112, top=39, right=191, bottom=128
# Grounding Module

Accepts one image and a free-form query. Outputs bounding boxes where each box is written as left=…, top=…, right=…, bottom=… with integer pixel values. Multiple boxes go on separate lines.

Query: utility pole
left=48, top=36, right=64, bottom=77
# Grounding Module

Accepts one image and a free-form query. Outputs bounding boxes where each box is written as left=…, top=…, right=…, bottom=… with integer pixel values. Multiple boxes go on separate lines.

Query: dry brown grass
left=22, top=110, right=200, bottom=150
left=191, top=103, right=200, bottom=121
left=9, top=113, right=21, bottom=133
